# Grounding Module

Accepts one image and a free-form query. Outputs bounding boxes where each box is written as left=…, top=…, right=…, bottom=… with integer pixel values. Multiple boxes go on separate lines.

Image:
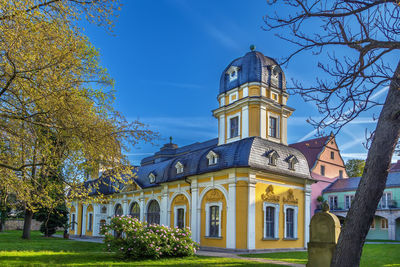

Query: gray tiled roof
left=219, top=51, right=286, bottom=94
left=323, top=172, right=400, bottom=193
left=91, top=137, right=311, bottom=195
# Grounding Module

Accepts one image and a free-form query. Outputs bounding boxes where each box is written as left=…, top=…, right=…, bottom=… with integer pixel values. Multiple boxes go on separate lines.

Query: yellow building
left=69, top=48, right=313, bottom=251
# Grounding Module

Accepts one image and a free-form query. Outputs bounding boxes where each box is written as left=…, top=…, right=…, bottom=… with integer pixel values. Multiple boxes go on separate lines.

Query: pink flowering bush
left=100, top=215, right=199, bottom=259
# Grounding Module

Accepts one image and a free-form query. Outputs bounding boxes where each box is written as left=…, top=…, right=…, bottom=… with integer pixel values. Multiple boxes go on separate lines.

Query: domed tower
left=213, top=47, right=294, bottom=145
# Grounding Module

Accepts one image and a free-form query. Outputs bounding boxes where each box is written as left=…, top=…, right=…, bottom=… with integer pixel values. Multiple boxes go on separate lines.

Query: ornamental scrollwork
left=283, top=189, right=298, bottom=204
left=261, top=185, right=280, bottom=202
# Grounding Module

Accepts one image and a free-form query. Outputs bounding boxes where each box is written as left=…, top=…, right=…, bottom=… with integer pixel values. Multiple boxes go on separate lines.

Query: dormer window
left=148, top=172, right=156, bottom=183
left=206, top=150, right=219, bottom=165
left=286, top=155, right=298, bottom=170
left=266, top=150, right=280, bottom=166
left=226, top=66, right=240, bottom=82
left=175, top=161, right=184, bottom=174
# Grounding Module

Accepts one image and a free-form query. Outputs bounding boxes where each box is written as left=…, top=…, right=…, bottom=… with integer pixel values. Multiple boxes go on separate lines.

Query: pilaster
left=247, top=174, right=256, bottom=250
left=227, top=172, right=237, bottom=249
left=304, top=183, right=312, bottom=247
left=242, top=105, right=249, bottom=138
left=139, top=192, right=145, bottom=222
left=160, top=185, right=169, bottom=226
left=190, top=178, right=199, bottom=243
left=218, top=114, right=226, bottom=145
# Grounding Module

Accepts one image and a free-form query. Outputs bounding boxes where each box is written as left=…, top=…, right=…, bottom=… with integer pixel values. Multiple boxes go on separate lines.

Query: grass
left=241, top=244, right=400, bottom=267
left=366, top=239, right=400, bottom=243
left=0, top=231, right=281, bottom=267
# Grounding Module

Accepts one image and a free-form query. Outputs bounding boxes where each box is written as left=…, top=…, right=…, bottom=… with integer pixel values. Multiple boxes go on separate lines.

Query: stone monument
left=307, top=201, right=341, bottom=267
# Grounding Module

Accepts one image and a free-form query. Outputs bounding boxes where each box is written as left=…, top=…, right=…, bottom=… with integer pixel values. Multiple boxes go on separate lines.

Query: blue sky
left=82, top=0, right=399, bottom=165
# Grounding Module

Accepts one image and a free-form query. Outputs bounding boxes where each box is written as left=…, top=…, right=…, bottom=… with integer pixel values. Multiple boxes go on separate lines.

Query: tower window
left=330, top=151, right=335, bottom=159
left=339, top=170, right=343, bottom=178
left=206, top=150, right=219, bottom=165
left=269, top=117, right=278, bottom=138
left=321, top=165, right=326, bottom=176
left=230, top=116, right=239, bottom=138
left=278, top=72, right=283, bottom=89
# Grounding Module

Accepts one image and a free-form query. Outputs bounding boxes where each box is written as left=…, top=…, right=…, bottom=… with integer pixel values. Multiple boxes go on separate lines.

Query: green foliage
left=316, top=196, right=324, bottom=203
left=34, top=204, right=68, bottom=237
left=101, top=215, right=199, bottom=260
left=345, top=159, right=366, bottom=177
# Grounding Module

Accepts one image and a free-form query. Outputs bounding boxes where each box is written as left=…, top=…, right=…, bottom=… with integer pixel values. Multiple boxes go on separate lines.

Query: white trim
left=198, top=185, right=229, bottom=207
left=263, top=202, right=280, bottom=239
left=260, top=105, right=267, bottom=138
left=242, top=105, right=249, bottom=138
left=247, top=177, right=256, bottom=249
left=206, top=150, right=219, bottom=165
left=205, top=201, right=223, bottom=237
left=220, top=96, right=225, bottom=107
left=283, top=204, right=298, bottom=239
left=226, top=112, right=241, bottom=142
left=255, top=179, right=305, bottom=191
left=243, top=87, right=248, bottom=97
left=229, top=91, right=239, bottom=104
left=174, top=205, right=187, bottom=228
left=175, top=161, right=184, bottom=174
left=145, top=198, right=161, bottom=223
left=218, top=114, right=225, bottom=145
left=227, top=182, right=236, bottom=249
left=304, top=184, right=311, bottom=247
left=87, top=212, right=93, bottom=231
left=267, top=112, right=280, bottom=140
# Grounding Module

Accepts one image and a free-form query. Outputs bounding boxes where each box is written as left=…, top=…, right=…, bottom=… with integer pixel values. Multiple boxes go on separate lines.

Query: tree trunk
left=331, top=61, right=400, bottom=266
left=22, top=209, right=33, bottom=239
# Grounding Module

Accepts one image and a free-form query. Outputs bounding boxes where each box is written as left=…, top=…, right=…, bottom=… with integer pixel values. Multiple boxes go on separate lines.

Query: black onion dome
left=219, top=51, right=286, bottom=95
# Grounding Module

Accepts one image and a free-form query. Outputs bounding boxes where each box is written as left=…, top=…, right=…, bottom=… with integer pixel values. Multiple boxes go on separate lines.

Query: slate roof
left=289, top=136, right=331, bottom=169
left=90, top=137, right=312, bottom=195
left=219, top=50, right=286, bottom=94
left=323, top=172, right=400, bottom=193
left=390, top=160, right=400, bottom=172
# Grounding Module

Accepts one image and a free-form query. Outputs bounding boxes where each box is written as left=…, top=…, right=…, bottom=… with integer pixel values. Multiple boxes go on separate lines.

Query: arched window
left=209, top=205, right=220, bottom=237
left=130, top=202, right=140, bottom=219
left=265, top=206, right=275, bottom=238
left=146, top=200, right=160, bottom=225
left=114, top=204, right=123, bottom=216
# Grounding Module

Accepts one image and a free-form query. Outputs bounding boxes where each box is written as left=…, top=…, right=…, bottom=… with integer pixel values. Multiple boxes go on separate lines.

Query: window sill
left=205, top=236, right=223, bottom=240
left=283, top=237, right=298, bottom=241
left=262, top=237, right=279, bottom=241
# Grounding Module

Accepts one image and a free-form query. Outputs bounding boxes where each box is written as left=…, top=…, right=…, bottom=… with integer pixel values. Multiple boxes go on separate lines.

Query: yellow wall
left=170, top=194, right=190, bottom=228
left=249, top=85, right=260, bottom=96
left=77, top=204, right=83, bottom=236
left=255, top=181, right=305, bottom=249
left=236, top=181, right=248, bottom=249
left=69, top=206, right=76, bottom=235
left=200, top=189, right=227, bottom=248
left=249, top=105, right=260, bottom=136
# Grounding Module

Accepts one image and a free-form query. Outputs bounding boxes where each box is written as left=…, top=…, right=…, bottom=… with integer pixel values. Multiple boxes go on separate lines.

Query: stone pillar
left=388, top=217, right=396, bottom=240
left=247, top=174, right=256, bottom=250
left=191, top=178, right=199, bottom=243
left=242, top=105, right=249, bottom=138
left=307, top=202, right=341, bottom=267
left=139, top=192, right=145, bottom=222
left=218, top=114, right=225, bottom=145
left=260, top=104, right=267, bottom=139
left=160, top=186, right=169, bottom=226
left=122, top=196, right=129, bottom=216
left=81, top=205, right=87, bottom=236
left=227, top=173, right=237, bottom=249
left=92, top=204, right=98, bottom=236
left=304, top=183, right=312, bottom=247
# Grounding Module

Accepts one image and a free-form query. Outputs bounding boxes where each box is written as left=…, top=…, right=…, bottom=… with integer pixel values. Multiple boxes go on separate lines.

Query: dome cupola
left=219, top=46, right=286, bottom=96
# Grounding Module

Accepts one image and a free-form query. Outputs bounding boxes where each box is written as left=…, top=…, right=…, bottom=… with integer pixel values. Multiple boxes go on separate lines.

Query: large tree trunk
left=22, top=209, right=33, bottom=239
left=331, top=61, right=400, bottom=266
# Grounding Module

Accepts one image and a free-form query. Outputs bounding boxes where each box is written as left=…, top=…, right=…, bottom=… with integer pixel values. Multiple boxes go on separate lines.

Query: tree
left=264, top=1, right=400, bottom=266
left=345, top=159, right=366, bottom=177
left=0, top=1, right=155, bottom=239
left=34, top=204, right=69, bottom=237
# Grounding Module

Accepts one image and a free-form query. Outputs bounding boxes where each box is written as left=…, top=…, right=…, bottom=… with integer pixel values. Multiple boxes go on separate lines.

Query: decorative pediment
left=283, top=189, right=298, bottom=204
left=286, top=155, right=299, bottom=170
left=266, top=150, right=280, bottom=166
left=261, top=185, right=280, bottom=202
left=206, top=189, right=223, bottom=201
left=175, top=161, right=184, bottom=174
left=174, top=194, right=187, bottom=205
left=121, top=179, right=142, bottom=192
left=148, top=171, right=156, bottom=184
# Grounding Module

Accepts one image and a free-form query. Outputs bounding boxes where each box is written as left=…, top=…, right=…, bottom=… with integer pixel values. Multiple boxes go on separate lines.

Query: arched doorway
left=114, top=204, right=123, bottom=216
left=146, top=200, right=160, bottom=225
left=129, top=202, right=140, bottom=219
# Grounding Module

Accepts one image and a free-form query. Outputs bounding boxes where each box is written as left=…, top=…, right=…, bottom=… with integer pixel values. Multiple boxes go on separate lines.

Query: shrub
left=101, top=215, right=199, bottom=259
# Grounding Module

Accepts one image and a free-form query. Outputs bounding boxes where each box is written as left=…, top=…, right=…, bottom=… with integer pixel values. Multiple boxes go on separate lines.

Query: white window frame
left=206, top=150, right=219, bottom=165
left=345, top=195, right=354, bottom=210
left=283, top=204, right=298, bottom=239
left=227, top=66, right=239, bottom=82
left=268, top=113, right=280, bottom=139
left=271, top=92, right=279, bottom=102
left=229, top=91, right=239, bottom=104
left=148, top=172, right=156, bottom=183
left=205, top=201, right=223, bottom=238
left=263, top=202, right=280, bottom=239
left=328, top=195, right=338, bottom=210
left=220, top=96, right=225, bottom=107
left=226, top=112, right=241, bottom=142
left=379, top=192, right=392, bottom=209
left=175, top=162, right=184, bottom=174
left=174, top=205, right=186, bottom=228
left=87, top=213, right=93, bottom=231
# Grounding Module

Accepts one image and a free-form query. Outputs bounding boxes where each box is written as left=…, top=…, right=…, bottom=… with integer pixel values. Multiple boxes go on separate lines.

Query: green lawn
left=0, top=231, right=280, bottom=267
left=241, top=244, right=400, bottom=267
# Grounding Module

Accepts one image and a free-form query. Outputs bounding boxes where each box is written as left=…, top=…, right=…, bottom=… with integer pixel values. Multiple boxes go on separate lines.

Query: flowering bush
left=100, top=215, right=199, bottom=259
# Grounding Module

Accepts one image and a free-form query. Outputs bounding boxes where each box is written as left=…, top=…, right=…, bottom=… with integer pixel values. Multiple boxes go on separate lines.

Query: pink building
left=290, top=134, right=348, bottom=215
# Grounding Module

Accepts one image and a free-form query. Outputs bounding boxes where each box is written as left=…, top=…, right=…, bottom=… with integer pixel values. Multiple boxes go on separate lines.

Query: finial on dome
left=169, top=136, right=173, bottom=144
left=250, top=44, right=256, bottom=51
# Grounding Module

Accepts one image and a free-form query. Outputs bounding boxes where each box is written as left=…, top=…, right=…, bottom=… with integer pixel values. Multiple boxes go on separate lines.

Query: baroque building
left=69, top=48, right=315, bottom=251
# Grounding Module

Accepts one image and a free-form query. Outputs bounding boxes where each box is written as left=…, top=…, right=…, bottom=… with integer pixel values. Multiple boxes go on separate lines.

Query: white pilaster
left=218, top=114, right=226, bottom=145
left=242, top=105, right=249, bottom=138
left=122, top=195, right=129, bottom=216
left=260, top=104, right=267, bottom=139
left=139, top=192, right=145, bottom=222
left=247, top=174, right=256, bottom=250
left=92, top=204, right=99, bottom=236
left=243, top=86, right=249, bottom=97
left=388, top=217, right=396, bottom=240
left=282, top=115, right=288, bottom=145
left=160, top=186, right=169, bottom=226
left=304, top=183, right=312, bottom=248
left=82, top=205, right=87, bottom=236
left=227, top=173, right=237, bottom=249
left=191, top=178, right=199, bottom=242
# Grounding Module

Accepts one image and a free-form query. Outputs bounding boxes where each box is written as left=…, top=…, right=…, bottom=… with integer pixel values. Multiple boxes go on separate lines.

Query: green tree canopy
left=345, top=159, right=365, bottom=178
